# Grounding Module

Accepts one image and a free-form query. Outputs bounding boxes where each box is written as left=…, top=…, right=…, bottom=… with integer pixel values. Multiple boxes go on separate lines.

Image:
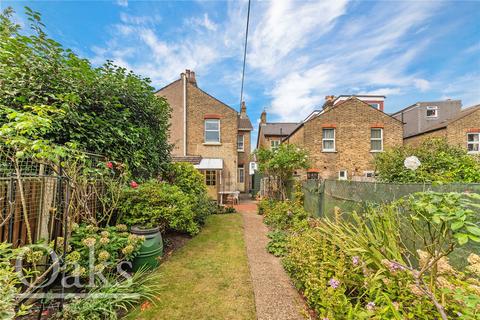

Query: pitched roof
left=261, top=122, right=300, bottom=136
left=171, top=155, right=202, bottom=165
left=284, top=97, right=402, bottom=140
left=405, top=104, right=480, bottom=138
left=238, top=116, right=253, bottom=130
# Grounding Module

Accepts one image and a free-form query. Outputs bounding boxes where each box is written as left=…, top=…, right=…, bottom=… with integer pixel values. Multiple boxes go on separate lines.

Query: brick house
left=156, top=70, right=253, bottom=201
left=256, top=110, right=300, bottom=149
left=392, top=99, right=462, bottom=137
left=283, top=96, right=403, bottom=181
left=403, top=104, right=480, bottom=154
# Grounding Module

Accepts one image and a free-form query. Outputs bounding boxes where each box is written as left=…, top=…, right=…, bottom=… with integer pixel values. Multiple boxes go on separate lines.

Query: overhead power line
left=239, top=0, right=251, bottom=109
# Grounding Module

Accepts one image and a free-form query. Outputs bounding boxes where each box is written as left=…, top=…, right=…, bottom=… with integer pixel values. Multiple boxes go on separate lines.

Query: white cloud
left=120, top=13, right=162, bottom=25
left=414, top=79, right=431, bottom=92
left=116, top=0, right=128, bottom=7
left=249, top=0, right=348, bottom=74
left=186, top=13, right=218, bottom=31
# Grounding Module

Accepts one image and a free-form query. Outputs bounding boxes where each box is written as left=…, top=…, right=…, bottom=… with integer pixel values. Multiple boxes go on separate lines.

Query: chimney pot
left=260, top=110, right=267, bottom=124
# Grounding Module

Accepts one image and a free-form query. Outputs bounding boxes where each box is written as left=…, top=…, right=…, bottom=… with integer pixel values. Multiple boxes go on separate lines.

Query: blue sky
left=3, top=0, right=480, bottom=146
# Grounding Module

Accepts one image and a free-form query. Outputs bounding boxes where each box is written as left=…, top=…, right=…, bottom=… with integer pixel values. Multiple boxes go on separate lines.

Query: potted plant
left=118, top=181, right=164, bottom=271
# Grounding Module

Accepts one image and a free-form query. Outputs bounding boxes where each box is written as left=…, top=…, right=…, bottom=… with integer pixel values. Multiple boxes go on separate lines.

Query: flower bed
left=262, top=192, right=480, bottom=319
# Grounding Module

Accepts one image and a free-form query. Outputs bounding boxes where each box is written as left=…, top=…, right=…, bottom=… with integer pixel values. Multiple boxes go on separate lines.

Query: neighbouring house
left=156, top=70, right=253, bottom=201
left=403, top=104, right=480, bottom=154
left=392, top=99, right=462, bottom=137
left=283, top=96, right=403, bottom=181
left=256, top=110, right=300, bottom=149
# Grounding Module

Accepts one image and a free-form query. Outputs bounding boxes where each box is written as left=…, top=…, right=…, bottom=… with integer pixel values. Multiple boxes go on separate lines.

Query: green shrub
left=374, top=138, right=480, bottom=183
left=0, top=8, right=171, bottom=177
left=262, top=200, right=308, bottom=231
left=58, top=269, right=161, bottom=320
left=266, top=230, right=288, bottom=257
left=163, top=162, right=216, bottom=224
left=58, top=224, right=143, bottom=277
left=0, top=243, right=30, bottom=320
left=119, top=180, right=200, bottom=235
left=280, top=192, right=480, bottom=319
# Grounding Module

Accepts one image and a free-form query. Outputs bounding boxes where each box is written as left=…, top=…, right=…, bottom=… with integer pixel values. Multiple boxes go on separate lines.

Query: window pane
left=205, top=131, right=220, bottom=142
left=468, top=143, right=479, bottom=152
left=371, top=128, right=382, bottom=139
left=323, top=140, right=334, bottom=150
left=371, top=140, right=382, bottom=151
left=205, top=120, right=219, bottom=130
left=323, top=128, right=334, bottom=139
left=237, top=135, right=244, bottom=149
left=468, top=134, right=479, bottom=142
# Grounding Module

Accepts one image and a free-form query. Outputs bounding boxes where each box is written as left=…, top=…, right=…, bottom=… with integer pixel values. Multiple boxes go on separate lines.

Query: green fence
left=300, top=179, right=480, bottom=218
left=298, top=179, right=480, bottom=268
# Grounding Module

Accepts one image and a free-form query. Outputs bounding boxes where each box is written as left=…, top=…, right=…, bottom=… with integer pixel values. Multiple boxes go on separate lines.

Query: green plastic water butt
left=130, top=226, right=163, bottom=271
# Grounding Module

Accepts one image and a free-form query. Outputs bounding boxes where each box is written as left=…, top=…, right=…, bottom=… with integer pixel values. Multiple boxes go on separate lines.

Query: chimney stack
left=184, top=69, right=197, bottom=86
left=323, top=95, right=335, bottom=110
left=260, top=110, right=267, bottom=124
left=240, top=101, right=247, bottom=118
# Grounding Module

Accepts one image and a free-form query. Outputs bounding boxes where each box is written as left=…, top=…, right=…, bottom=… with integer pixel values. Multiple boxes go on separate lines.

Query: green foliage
left=58, top=269, right=162, bottom=320
left=266, top=230, right=288, bottom=257
left=262, top=199, right=309, bottom=231
left=374, top=138, right=480, bottom=183
left=162, top=162, right=216, bottom=224
left=278, top=191, right=480, bottom=319
left=0, top=8, right=171, bottom=177
left=119, top=180, right=200, bottom=235
left=60, top=224, right=144, bottom=277
left=0, top=243, right=30, bottom=320
left=255, top=144, right=309, bottom=199
left=396, top=192, right=480, bottom=247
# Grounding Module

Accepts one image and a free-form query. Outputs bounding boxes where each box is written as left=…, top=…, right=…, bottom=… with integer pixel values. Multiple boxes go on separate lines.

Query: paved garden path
left=235, top=200, right=307, bottom=320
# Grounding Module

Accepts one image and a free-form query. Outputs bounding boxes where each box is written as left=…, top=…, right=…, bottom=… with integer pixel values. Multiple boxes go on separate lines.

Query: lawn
left=128, top=214, right=256, bottom=320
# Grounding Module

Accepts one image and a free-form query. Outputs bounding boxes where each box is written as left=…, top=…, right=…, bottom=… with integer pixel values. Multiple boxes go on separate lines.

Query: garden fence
left=0, top=152, right=104, bottom=248
left=294, top=179, right=480, bottom=267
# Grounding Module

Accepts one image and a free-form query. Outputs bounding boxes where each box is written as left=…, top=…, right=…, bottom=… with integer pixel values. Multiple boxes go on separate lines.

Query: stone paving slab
left=236, top=201, right=306, bottom=320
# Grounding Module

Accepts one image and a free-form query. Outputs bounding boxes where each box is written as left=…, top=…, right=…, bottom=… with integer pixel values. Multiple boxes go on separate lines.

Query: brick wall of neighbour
left=446, top=108, right=480, bottom=151
left=237, top=130, right=251, bottom=192
left=187, top=84, right=239, bottom=192
left=404, top=128, right=447, bottom=146
left=291, top=99, right=404, bottom=180
left=285, top=126, right=304, bottom=146
left=155, top=80, right=184, bottom=156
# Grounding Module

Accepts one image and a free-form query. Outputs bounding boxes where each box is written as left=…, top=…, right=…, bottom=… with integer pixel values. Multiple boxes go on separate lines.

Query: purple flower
left=352, top=256, right=360, bottom=266
left=322, top=318, right=329, bottom=320
left=366, top=302, right=376, bottom=311
left=329, top=278, right=340, bottom=289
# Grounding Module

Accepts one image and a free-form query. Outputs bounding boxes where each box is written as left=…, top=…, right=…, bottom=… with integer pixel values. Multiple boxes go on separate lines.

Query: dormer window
left=205, top=119, right=220, bottom=143
left=369, top=103, right=380, bottom=110
left=426, top=106, right=438, bottom=118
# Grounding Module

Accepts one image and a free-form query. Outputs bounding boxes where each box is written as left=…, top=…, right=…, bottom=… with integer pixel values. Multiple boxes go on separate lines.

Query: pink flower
left=130, top=181, right=139, bottom=188
left=329, top=278, right=340, bottom=289
left=106, top=161, right=113, bottom=169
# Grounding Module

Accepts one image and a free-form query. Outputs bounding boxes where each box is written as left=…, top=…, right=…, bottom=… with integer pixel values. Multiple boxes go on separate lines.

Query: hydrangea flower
left=98, top=250, right=110, bottom=261
left=116, top=224, right=128, bottom=232
left=99, top=237, right=110, bottom=245
left=100, top=231, right=110, bottom=238
left=404, top=156, right=421, bottom=171
left=83, top=237, right=97, bottom=247
left=122, top=244, right=134, bottom=255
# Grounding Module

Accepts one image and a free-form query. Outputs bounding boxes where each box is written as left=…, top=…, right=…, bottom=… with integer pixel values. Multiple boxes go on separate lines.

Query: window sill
left=467, top=151, right=479, bottom=155
left=370, top=150, right=383, bottom=153
left=237, top=149, right=245, bottom=152
left=203, top=142, right=222, bottom=146
left=322, top=150, right=337, bottom=153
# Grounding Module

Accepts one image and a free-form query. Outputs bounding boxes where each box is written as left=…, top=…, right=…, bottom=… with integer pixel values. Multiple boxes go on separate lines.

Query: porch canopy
left=194, top=158, right=223, bottom=170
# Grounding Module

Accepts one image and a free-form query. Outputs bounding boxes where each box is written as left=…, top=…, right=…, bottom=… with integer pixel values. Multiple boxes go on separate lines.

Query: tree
left=255, top=144, right=309, bottom=200
left=0, top=7, right=171, bottom=178
left=374, top=138, right=480, bottom=183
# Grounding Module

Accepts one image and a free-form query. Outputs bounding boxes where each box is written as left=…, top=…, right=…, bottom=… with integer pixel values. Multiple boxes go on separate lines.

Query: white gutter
left=182, top=73, right=187, bottom=156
